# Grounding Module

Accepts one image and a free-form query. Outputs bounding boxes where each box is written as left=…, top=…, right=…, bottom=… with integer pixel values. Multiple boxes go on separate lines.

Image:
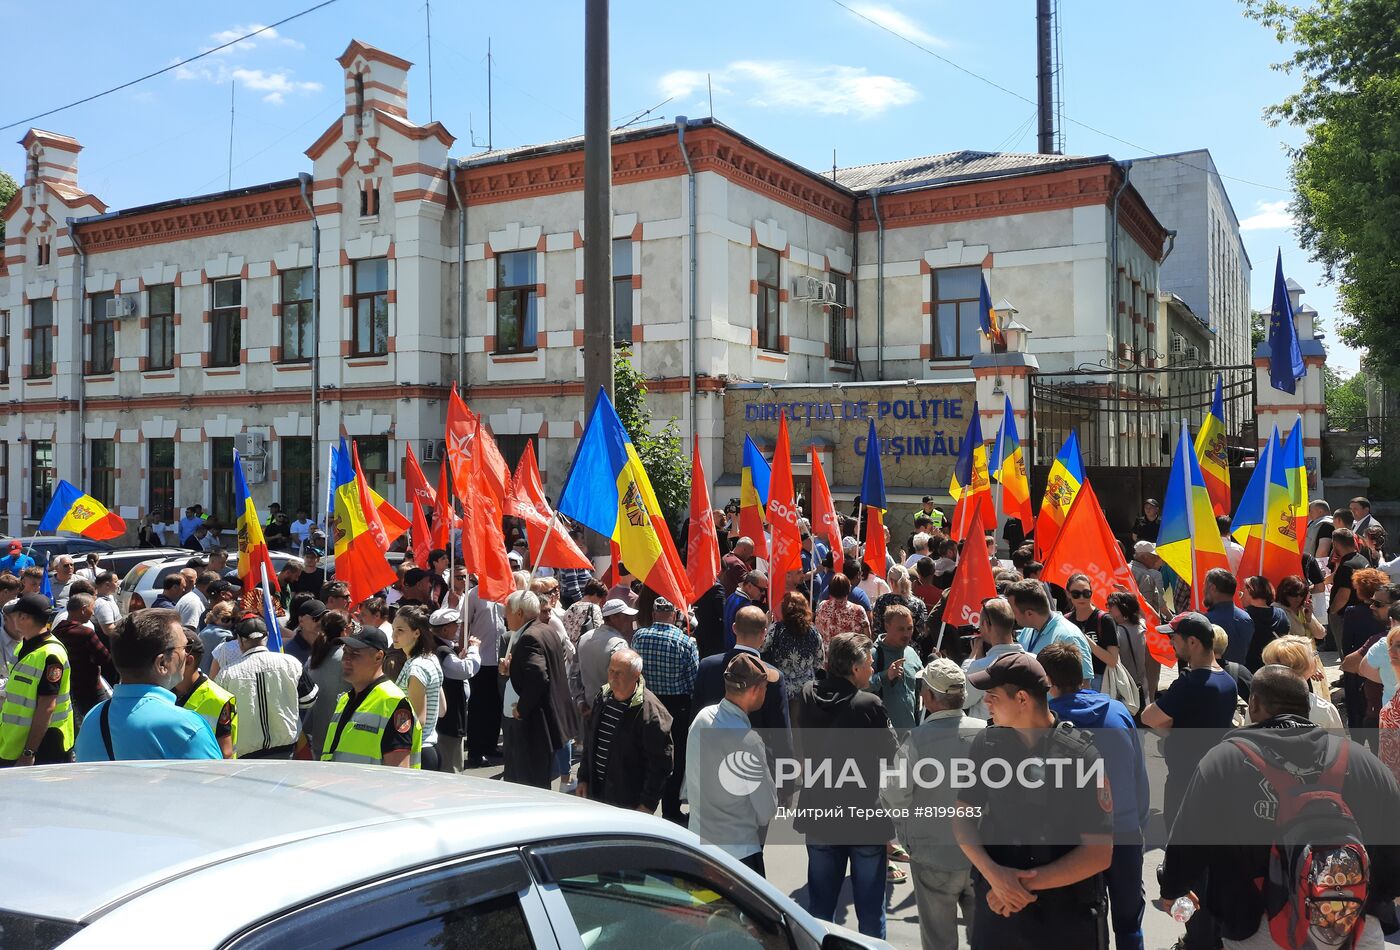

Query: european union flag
left=39, top=550, right=53, bottom=606
left=1268, top=249, right=1305, bottom=394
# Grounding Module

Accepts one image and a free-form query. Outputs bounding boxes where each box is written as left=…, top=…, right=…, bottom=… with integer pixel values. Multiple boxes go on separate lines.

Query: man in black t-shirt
left=1329, top=528, right=1368, bottom=651
left=1131, top=499, right=1161, bottom=545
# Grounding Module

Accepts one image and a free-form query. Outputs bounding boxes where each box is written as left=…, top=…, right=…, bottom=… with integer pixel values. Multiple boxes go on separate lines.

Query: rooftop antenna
left=227, top=79, right=236, bottom=189
left=487, top=38, right=493, bottom=151
left=707, top=73, right=713, bottom=119
left=1036, top=0, right=1064, bottom=154
left=832, top=148, right=837, bottom=182
left=425, top=0, right=435, bottom=121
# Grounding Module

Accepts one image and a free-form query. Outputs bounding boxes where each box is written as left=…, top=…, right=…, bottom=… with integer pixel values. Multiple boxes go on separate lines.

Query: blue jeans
left=1106, top=842, right=1144, bottom=950
left=805, top=843, right=886, bottom=939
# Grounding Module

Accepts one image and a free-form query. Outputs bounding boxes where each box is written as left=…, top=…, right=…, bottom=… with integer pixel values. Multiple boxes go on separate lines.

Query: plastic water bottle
left=1170, top=895, right=1197, bottom=924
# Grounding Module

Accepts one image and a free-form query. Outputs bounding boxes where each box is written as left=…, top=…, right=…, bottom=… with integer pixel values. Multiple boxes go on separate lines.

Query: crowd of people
left=4, top=491, right=1400, bottom=950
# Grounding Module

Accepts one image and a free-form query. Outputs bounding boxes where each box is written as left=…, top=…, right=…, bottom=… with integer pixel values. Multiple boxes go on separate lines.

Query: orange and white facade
left=0, top=38, right=1173, bottom=540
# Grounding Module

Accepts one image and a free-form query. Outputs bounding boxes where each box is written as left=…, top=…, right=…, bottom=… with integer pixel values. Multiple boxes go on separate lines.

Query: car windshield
left=0, top=909, right=83, bottom=948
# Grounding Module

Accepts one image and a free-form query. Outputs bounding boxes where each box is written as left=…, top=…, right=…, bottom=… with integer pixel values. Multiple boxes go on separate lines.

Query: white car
left=115, top=552, right=304, bottom=614
left=0, top=761, right=889, bottom=950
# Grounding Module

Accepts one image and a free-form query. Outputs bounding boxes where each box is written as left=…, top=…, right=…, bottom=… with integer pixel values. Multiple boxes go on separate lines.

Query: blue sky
left=0, top=0, right=1354, bottom=370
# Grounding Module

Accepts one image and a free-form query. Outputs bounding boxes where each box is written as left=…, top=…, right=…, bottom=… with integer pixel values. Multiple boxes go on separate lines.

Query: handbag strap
left=99, top=700, right=115, bottom=761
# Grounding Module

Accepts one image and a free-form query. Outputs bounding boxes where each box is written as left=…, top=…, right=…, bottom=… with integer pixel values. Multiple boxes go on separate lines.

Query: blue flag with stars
left=1268, top=249, right=1305, bottom=394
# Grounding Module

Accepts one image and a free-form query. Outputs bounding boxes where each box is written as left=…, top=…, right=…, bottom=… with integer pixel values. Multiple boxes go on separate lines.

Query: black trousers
left=466, top=665, right=502, bottom=759
left=971, top=876, right=1106, bottom=950
left=657, top=694, right=692, bottom=820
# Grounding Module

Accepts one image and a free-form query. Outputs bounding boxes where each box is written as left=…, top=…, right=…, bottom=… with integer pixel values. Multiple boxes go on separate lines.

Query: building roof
left=832, top=149, right=1111, bottom=192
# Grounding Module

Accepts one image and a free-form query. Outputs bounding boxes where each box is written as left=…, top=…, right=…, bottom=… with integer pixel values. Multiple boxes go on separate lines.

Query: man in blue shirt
left=75, top=608, right=221, bottom=762
left=1202, top=568, right=1253, bottom=666
left=0, top=539, right=35, bottom=575
left=722, top=571, right=767, bottom=651
left=1006, top=579, right=1093, bottom=682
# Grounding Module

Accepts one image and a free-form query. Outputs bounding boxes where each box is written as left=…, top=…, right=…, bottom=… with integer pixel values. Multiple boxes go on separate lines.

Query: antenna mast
left=227, top=80, right=236, bottom=188
left=425, top=0, right=435, bottom=121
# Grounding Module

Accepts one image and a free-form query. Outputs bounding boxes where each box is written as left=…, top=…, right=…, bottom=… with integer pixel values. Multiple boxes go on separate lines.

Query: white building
left=0, top=39, right=1171, bottom=542
left=1130, top=149, right=1253, bottom=369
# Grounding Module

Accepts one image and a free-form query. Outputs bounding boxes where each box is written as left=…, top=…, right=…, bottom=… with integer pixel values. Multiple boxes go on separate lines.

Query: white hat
left=1134, top=540, right=1157, bottom=557
left=601, top=598, right=638, bottom=618
left=507, top=550, right=524, bottom=568
left=428, top=606, right=461, bottom=628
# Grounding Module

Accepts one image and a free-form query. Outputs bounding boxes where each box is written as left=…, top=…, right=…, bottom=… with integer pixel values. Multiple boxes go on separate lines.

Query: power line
left=829, top=0, right=1289, bottom=194
left=0, top=0, right=345, bottom=133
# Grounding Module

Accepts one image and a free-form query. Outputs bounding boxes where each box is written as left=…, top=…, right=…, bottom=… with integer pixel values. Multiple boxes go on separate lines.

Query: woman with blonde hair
left=1262, top=634, right=1344, bottom=728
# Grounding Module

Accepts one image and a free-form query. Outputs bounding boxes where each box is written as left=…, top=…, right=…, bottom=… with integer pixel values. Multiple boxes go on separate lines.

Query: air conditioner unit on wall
left=1170, top=336, right=1186, bottom=355
left=104, top=294, right=139, bottom=320
left=791, top=275, right=820, bottom=300
left=423, top=440, right=447, bottom=461
left=241, top=455, right=267, bottom=484
left=234, top=432, right=267, bottom=457
left=815, top=281, right=838, bottom=303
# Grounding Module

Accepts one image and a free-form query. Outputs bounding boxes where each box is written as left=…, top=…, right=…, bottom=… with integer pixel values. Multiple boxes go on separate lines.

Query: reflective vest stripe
left=182, top=678, right=237, bottom=755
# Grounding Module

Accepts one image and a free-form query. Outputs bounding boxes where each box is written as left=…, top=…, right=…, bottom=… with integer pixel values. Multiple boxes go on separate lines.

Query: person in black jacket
left=502, top=590, right=580, bottom=790
left=692, top=580, right=728, bottom=659
left=796, top=632, right=899, bottom=940
left=693, top=605, right=793, bottom=773
left=1158, top=666, right=1400, bottom=948
left=576, top=648, right=673, bottom=812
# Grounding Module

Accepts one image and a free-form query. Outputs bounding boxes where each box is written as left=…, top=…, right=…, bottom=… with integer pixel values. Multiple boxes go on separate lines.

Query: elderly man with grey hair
left=576, top=648, right=673, bottom=813
left=502, top=589, right=579, bottom=789
left=881, top=658, right=987, bottom=950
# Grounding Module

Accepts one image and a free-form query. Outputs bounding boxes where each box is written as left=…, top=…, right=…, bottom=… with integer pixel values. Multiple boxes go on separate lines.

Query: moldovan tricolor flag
left=232, top=451, right=278, bottom=595
left=740, top=435, right=771, bottom=561
left=809, top=445, right=842, bottom=561
left=1042, top=480, right=1175, bottom=666
left=860, top=417, right=887, bottom=581
left=941, top=504, right=997, bottom=629
left=1194, top=375, right=1231, bottom=518
left=331, top=439, right=398, bottom=604
left=685, top=434, right=722, bottom=605
left=1157, top=421, right=1230, bottom=611
left=37, top=480, right=126, bottom=540
left=766, top=413, right=803, bottom=583
left=949, top=406, right=995, bottom=542
left=1033, top=432, right=1085, bottom=561
left=556, top=389, right=691, bottom=611
left=1280, top=416, right=1308, bottom=546
left=1234, top=427, right=1299, bottom=588
left=991, top=395, right=1033, bottom=535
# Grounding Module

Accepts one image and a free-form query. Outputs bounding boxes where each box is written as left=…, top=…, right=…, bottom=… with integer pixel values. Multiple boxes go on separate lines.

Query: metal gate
left=1027, top=363, right=1256, bottom=531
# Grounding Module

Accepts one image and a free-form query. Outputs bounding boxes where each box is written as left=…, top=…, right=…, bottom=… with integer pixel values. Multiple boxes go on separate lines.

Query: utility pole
left=582, top=0, right=614, bottom=560
left=1036, top=0, right=1056, bottom=155
left=582, top=0, right=614, bottom=417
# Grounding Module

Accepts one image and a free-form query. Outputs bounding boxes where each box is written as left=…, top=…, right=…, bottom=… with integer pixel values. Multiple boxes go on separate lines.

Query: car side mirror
left=822, top=934, right=876, bottom=950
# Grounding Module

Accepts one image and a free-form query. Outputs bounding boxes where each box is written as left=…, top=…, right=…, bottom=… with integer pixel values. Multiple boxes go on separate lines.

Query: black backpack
left=1228, top=736, right=1370, bottom=950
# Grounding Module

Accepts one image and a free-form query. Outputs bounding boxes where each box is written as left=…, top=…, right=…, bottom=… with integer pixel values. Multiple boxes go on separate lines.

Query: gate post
left=1253, top=296, right=1327, bottom=497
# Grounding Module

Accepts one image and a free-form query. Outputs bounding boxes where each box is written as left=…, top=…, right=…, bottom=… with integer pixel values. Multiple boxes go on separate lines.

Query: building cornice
left=72, top=185, right=310, bottom=254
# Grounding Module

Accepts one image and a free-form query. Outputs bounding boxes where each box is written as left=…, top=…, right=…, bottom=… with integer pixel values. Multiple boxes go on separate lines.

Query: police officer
left=173, top=629, right=237, bottom=759
left=951, top=651, right=1114, bottom=949
left=0, top=592, right=74, bottom=766
left=320, top=626, right=420, bottom=768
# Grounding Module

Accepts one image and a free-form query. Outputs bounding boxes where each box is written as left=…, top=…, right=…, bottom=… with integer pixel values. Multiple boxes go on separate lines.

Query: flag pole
left=530, top=515, right=560, bottom=575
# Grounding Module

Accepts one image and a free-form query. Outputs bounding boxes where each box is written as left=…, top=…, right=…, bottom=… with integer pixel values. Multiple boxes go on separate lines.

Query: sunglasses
left=1069, top=589, right=1093, bottom=599
left=1371, top=600, right=1390, bottom=610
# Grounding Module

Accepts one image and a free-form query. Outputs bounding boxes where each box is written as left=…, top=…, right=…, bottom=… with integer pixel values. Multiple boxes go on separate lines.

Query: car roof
left=0, top=761, right=689, bottom=925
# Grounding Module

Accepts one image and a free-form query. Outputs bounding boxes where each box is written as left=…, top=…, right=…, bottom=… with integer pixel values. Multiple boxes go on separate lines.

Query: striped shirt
left=591, top=696, right=629, bottom=792
left=397, top=655, right=443, bottom=746
left=631, top=623, right=699, bottom=696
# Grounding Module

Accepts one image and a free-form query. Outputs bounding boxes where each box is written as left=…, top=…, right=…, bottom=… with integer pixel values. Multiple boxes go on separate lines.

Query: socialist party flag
left=767, top=412, right=803, bottom=583
left=685, top=434, right=722, bottom=605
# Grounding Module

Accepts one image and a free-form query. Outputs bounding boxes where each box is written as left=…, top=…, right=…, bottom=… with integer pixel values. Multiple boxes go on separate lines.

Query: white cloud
left=660, top=60, right=918, bottom=116
left=229, top=67, right=322, bottom=104
left=1240, top=199, right=1296, bottom=231
left=208, top=24, right=304, bottom=54
left=847, top=3, right=947, bottom=48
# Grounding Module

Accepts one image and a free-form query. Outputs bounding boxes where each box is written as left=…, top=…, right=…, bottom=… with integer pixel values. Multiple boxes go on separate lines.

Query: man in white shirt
left=903, top=533, right=931, bottom=570
left=214, top=617, right=319, bottom=758
left=176, top=571, right=217, bottom=632
left=960, top=596, right=1025, bottom=722
left=1219, top=515, right=1245, bottom=575
left=92, top=571, right=122, bottom=640
left=289, top=509, right=315, bottom=553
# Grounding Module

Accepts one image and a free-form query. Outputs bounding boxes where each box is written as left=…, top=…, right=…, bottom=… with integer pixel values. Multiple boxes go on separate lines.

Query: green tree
left=1244, top=0, right=1400, bottom=386
left=1251, top=309, right=1267, bottom=350
left=0, top=170, right=16, bottom=243
left=1323, top=364, right=1368, bottom=430
left=613, top=347, right=689, bottom=528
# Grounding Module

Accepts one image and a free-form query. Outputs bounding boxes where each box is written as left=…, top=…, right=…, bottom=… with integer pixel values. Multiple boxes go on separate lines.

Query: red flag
left=739, top=502, right=769, bottom=563
left=863, top=508, right=886, bottom=581
left=1042, top=481, right=1175, bottom=666
left=809, top=446, right=842, bottom=563
left=445, top=384, right=477, bottom=501
left=404, top=442, right=436, bottom=511
left=685, top=434, right=721, bottom=605
left=463, top=463, right=514, bottom=603
left=510, top=443, right=591, bottom=570
left=476, top=423, right=511, bottom=510
left=942, top=504, right=997, bottom=628
left=410, top=500, right=432, bottom=567
left=431, top=457, right=455, bottom=550
left=767, top=414, right=803, bottom=584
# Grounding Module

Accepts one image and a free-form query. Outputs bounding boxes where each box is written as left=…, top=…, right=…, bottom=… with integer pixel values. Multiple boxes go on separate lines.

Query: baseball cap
left=723, top=652, right=779, bottom=689
left=1158, top=611, right=1213, bottom=644
left=2, top=592, right=53, bottom=622
left=920, top=657, right=966, bottom=693
left=507, top=551, right=524, bottom=567
left=601, top=598, right=638, bottom=619
left=301, top=599, right=329, bottom=620
left=429, top=606, right=461, bottom=628
left=342, top=626, right=390, bottom=652
left=234, top=616, right=269, bottom=640
left=922, top=496, right=935, bottom=504
left=6, top=539, right=20, bottom=554
left=965, top=651, right=1050, bottom=693
left=1133, top=541, right=1157, bottom=557
left=1144, top=498, right=1161, bottom=508
left=652, top=596, right=678, bottom=615
left=207, top=579, right=238, bottom=598
left=304, top=546, right=324, bottom=558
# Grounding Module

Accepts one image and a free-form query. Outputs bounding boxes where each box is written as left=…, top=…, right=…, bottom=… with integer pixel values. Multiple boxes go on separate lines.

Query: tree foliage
left=1244, top=0, right=1400, bottom=384
left=613, top=347, right=689, bottom=528
left=0, top=170, right=16, bottom=243
left=1323, top=363, right=1368, bottom=430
